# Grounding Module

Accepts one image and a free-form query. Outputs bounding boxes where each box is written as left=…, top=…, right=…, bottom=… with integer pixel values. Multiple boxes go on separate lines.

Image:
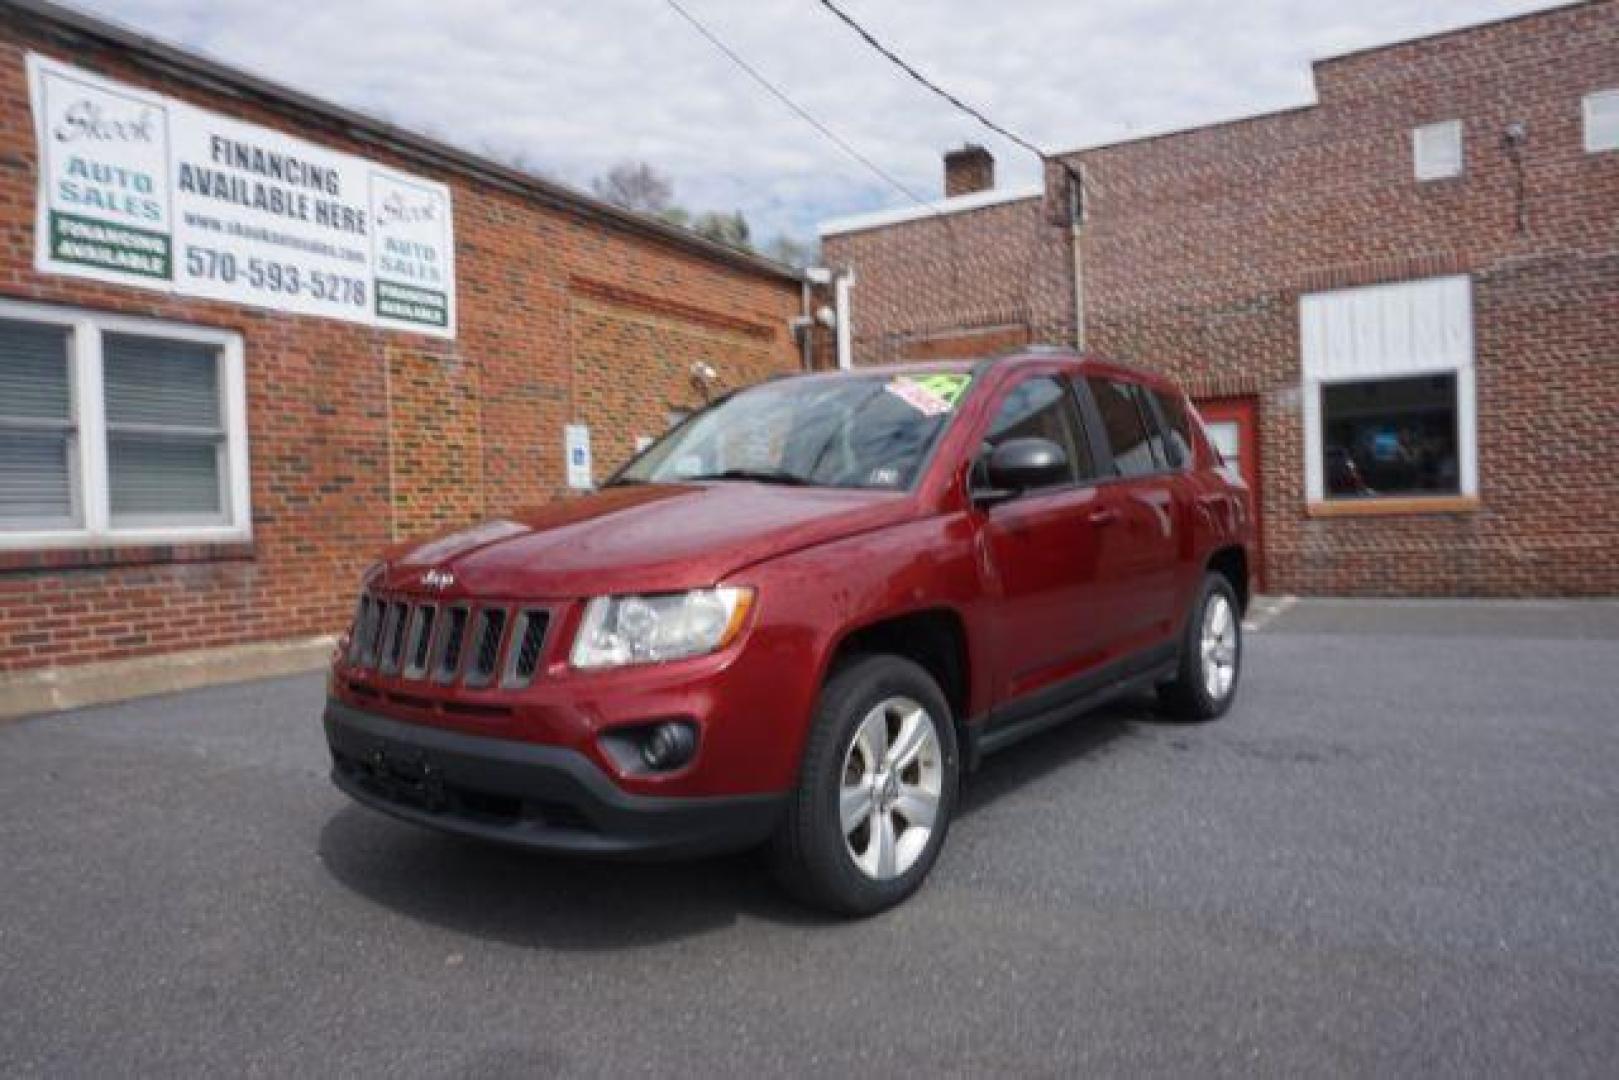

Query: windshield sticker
left=885, top=374, right=972, bottom=417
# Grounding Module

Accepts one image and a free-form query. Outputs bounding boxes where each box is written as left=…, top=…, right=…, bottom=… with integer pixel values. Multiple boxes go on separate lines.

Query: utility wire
left=812, top=0, right=1084, bottom=346
left=812, top=0, right=1045, bottom=160
left=662, top=0, right=934, bottom=211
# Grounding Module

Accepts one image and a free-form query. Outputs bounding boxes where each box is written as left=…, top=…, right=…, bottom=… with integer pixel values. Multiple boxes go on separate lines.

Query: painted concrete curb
left=0, top=635, right=337, bottom=722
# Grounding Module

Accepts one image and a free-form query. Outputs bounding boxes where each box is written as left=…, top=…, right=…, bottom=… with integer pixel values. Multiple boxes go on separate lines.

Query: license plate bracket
left=363, top=743, right=449, bottom=812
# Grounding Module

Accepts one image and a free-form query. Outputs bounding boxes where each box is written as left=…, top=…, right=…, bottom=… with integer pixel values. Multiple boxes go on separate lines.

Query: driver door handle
left=1087, top=507, right=1120, bottom=527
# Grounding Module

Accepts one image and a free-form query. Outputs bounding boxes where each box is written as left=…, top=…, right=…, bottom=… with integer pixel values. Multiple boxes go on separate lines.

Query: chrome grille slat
left=346, top=595, right=373, bottom=665
left=503, top=609, right=550, bottom=687
left=403, top=603, right=437, bottom=679
left=464, top=607, right=507, bottom=688
left=378, top=600, right=410, bottom=675
left=363, top=597, right=387, bottom=666
left=434, top=604, right=470, bottom=683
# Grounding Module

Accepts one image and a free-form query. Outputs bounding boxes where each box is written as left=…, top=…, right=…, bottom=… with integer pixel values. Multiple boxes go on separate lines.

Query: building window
left=0, top=300, right=249, bottom=549
left=1413, top=120, right=1463, bottom=180
left=1585, top=89, right=1619, bottom=153
left=1300, top=276, right=1477, bottom=508
left=1322, top=375, right=1459, bottom=498
left=0, top=322, right=76, bottom=528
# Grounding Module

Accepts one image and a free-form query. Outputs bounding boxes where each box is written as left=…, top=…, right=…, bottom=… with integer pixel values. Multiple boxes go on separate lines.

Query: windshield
left=614, top=371, right=974, bottom=491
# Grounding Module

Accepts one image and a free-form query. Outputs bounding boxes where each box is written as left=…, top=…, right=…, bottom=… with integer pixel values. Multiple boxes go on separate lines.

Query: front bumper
left=324, top=701, right=785, bottom=858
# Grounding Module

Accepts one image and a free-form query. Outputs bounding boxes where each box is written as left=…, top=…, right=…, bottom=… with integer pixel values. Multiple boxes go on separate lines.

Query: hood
left=374, top=482, right=917, bottom=597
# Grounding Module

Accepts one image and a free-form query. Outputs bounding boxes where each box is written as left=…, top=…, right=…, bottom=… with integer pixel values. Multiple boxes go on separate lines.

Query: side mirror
left=974, top=437, right=1069, bottom=505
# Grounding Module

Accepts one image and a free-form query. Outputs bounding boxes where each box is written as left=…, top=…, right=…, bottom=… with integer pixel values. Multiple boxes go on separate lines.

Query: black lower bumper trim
left=323, top=701, right=784, bottom=859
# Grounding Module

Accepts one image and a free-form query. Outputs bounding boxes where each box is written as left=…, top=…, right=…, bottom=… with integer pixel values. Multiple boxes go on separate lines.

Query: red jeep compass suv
left=325, top=350, right=1253, bottom=915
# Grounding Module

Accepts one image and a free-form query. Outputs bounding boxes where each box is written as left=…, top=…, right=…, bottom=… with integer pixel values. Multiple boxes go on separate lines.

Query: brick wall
left=824, top=0, right=1619, bottom=597
left=1060, top=0, right=1619, bottom=597
left=566, top=277, right=791, bottom=475
left=822, top=194, right=1073, bottom=363
left=0, top=15, right=803, bottom=673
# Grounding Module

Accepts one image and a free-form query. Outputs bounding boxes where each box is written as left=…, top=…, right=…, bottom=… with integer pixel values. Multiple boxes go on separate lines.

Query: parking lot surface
left=3, top=599, right=1618, bottom=1077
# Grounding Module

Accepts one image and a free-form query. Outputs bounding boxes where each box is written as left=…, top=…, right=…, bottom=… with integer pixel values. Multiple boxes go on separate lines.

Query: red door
left=1195, top=397, right=1264, bottom=589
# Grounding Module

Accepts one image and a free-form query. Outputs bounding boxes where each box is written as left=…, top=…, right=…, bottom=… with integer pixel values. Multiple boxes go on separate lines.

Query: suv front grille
left=346, top=592, right=549, bottom=690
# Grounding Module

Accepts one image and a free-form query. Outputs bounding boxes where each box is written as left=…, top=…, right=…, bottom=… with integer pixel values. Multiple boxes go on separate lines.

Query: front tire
left=1159, top=572, right=1243, bottom=721
left=771, top=655, right=959, bottom=917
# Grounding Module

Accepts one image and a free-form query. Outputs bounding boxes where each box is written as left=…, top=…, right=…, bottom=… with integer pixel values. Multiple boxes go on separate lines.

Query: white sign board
left=565, top=424, right=594, bottom=490
left=28, top=54, right=455, bottom=337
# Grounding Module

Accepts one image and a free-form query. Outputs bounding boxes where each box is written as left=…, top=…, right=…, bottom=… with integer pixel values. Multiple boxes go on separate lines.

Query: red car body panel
left=376, top=483, right=920, bottom=600
left=327, top=351, right=1253, bottom=815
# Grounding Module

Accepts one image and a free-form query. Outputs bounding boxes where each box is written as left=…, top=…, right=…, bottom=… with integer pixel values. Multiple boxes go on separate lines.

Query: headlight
left=570, top=587, right=754, bottom=669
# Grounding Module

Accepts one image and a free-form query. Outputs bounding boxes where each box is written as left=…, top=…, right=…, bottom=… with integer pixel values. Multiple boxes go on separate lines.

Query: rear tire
left=1158, top=572, right=1242, bottom=721
left=770, top=655, right=959, bottom=917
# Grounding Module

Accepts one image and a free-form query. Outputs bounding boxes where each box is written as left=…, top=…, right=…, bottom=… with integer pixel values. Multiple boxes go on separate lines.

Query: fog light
left=640, top=721, right=696, bottom=771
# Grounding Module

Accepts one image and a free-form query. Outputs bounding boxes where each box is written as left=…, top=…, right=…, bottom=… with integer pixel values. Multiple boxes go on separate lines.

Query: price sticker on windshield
left=885, top=374, right=972, bottom=417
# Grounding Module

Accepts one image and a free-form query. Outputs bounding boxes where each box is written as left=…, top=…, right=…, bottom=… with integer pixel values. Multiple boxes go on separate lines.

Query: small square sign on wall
left=565, top=424, right=593, bottom=489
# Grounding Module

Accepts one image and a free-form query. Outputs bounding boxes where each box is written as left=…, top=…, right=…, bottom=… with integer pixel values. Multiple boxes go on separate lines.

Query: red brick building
left=0, top=0, right=806, bottom=693
left=822, top=0, right=1619, bottom=597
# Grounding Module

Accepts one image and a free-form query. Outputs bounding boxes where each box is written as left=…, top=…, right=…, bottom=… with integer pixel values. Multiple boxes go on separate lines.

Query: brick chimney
left=943, top=144, right=995, bottom=198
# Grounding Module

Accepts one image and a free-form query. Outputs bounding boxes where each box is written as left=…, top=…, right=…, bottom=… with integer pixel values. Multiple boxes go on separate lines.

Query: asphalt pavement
left=2, top=598, right=1618, bottom=1077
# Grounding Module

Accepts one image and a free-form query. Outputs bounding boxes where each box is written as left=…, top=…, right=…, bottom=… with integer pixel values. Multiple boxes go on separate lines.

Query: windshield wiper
left=685, top=468, right=811, bottom=486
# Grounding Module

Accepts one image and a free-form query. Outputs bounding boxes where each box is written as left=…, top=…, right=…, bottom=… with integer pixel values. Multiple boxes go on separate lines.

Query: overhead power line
left=812, top=0, right=1045, bottom=160
left=662, top=0, right=934, bottom=211
left=811, top=0, right=1084, bottom=339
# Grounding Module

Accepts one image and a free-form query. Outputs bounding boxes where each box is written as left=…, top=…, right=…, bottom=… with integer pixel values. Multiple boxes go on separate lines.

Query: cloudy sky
left=76, top=0, right=1570, bottom=252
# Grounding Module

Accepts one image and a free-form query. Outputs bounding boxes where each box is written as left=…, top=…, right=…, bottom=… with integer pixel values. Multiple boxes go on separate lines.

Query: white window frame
left=1412, top=120, right=1463, bottom=181
left=1584, top=89, right=1619, bottom=154
left=0, top=299, right=250, bottom=550
left=1300, top=275, right=1477, bottom=505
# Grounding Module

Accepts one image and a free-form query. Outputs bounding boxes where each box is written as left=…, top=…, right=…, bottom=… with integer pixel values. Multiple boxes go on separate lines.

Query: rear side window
left=1085, top=377, right=1159, bottom=477
left=1150, top=389, right=1194, bottom=468
left=983, top=376, right=1094, bottom=486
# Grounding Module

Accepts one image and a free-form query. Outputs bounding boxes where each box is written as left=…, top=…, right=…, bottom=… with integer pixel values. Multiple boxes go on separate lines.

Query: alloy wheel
left=1200, top=593, right=1238, bottom=701
left=839, top=696, right=943, bottom=881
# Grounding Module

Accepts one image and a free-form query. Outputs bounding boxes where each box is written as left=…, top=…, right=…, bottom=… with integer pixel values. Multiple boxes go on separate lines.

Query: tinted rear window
left=1150, top=389, right=1194, bottom=468
left=1085, top=377, right=1158, bottom=477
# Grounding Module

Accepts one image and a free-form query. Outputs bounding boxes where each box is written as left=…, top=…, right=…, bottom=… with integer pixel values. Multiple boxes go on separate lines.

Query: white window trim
left=0, top=299, right=251, bottom=551
left=1584, top=89, right=1619, bottom=154
left=1300, top=276, right=1477, bottom=505
left=1412, top=120, right=1463, bottom=181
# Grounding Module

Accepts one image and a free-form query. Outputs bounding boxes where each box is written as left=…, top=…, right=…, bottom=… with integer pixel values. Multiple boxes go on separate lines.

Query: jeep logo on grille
left=420, top=569, right=455, bottom=590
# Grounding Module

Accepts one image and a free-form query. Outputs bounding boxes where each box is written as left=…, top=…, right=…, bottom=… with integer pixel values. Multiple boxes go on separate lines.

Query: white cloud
left=73, top=0, right=1571, bottom=247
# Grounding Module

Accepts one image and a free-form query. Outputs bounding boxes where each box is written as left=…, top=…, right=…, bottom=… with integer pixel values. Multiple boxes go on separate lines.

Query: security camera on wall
left=690, top=361, right=718, bottom=383
left=815, top=305, right=837, bottom=329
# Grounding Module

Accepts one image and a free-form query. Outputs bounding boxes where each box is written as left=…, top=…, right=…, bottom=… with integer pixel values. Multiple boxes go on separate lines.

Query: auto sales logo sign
left=36, top=61, right=172, bottom=281
left=27, top=53, right=457, bottom=339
